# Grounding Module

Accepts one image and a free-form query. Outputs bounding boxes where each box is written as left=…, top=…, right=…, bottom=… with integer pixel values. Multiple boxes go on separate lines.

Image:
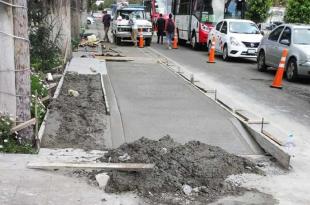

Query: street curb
left=147, top=47, right=291, bottom=169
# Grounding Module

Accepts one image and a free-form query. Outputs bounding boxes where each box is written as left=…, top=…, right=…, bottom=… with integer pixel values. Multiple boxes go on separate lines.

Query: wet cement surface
left=106, top=53, right=261, bottom=155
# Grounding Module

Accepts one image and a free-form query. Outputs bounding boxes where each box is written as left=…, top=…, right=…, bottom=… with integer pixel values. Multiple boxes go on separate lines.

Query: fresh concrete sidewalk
left=105, top=46, right=262, bottom=155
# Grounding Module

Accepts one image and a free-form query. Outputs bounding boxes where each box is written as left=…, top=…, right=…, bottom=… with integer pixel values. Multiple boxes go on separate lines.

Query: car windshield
left=118, top=10, right=145, bottom=20
left=293, top=28, right=310, bottom=45
left=229, top=22, right=260, bottom=34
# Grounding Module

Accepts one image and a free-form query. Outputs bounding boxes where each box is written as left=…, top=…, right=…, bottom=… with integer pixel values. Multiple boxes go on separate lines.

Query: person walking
left=165, top=13, right=175, bottom=49
left=102, top=10, right=111, bottom=42
left=130, top=15, right=139, bottom=46
left=156, top=13, right=165, bottom=44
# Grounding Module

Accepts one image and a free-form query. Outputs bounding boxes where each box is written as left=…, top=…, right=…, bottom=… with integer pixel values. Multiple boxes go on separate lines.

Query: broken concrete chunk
left=192, top=187, right=199, bottom=193
left=68, top=89, right=79, bottom=97
left=95, top=173, right=110, bottom=189
left=161, top=147, right=167, bottom=154
left=46, top=73, right=53, bottom=81
left=118, top=153, right=131, bottom=162
left=182, top=184, right=192, bottom=195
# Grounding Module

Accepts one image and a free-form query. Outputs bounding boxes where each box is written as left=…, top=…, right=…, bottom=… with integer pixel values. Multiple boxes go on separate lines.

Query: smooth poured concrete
left=106, top=49, right=262, bottom=155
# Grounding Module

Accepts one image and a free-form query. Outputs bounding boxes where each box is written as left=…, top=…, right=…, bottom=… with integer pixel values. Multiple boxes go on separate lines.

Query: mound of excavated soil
left=97, top=136, right=263, bottom=204
left=41, top=73, right=107, bottom=150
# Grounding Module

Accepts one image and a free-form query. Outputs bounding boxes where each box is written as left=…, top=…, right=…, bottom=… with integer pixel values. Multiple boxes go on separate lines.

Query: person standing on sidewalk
left=165, top=13, right=175, bottom=49
left=102, top=10, right=111, bottom=42
left=156, top=14, right=165, bottom=44
left=130, top=15, right=139, bottom=46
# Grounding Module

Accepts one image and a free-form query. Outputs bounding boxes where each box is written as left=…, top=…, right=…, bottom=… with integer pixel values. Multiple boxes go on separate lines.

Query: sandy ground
left=41, top=73, right=107, bottom=150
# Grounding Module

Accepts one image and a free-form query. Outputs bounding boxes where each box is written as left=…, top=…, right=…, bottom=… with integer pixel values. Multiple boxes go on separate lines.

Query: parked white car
left=208, top=19, right=263, bottom=61
left=87, top=16, right=95, bottom=24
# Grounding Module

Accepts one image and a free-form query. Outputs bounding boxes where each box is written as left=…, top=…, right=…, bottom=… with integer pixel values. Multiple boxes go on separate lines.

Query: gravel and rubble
left=88, top=136, right=266, bottom=204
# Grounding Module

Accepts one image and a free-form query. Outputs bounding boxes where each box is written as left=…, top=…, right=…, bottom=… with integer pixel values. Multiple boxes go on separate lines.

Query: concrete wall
left=0, top=4, right=16, bottom=117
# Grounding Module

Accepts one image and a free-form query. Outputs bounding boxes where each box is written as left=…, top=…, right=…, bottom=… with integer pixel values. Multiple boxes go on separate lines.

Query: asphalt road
left=149, top=42, right=310, bottom=138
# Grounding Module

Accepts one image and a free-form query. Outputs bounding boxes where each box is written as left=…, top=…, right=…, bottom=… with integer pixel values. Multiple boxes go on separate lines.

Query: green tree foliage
left=284, top=0, right=310, bottom=24
left=272, top=0, right=287, bottom=6
left=245, top=0, right=273, bottom=23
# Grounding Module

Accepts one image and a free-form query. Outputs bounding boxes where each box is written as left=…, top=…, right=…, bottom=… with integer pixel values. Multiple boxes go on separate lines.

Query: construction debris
left=68, top=89, right=79, bottom=97
left=95, top=136, right=264, bottom=204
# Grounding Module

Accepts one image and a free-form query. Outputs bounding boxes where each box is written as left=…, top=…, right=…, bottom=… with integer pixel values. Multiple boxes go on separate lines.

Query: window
left=293, top=28, right=310, bottom=45
left=224, top=0, right=244, bottom=19
left=229, top=21, right=260, bottom=34
left=216, top=21, right=223, bottom=31
left=221, top=21, right=227, bottom=34
left=279, top=27, right=291, bottom=45
left=268, top=26, right=284, bottom=42
left=179, top=0, right=190, bottom=15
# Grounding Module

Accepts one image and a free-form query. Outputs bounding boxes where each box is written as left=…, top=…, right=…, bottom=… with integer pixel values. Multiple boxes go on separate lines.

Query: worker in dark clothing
left=102, top=10, right=111, bottom=42
left=156, top=14, right=165, bottom=44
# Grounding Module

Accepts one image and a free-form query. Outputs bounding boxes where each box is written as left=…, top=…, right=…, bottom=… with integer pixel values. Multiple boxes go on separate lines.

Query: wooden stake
left=27, top=162, right=155, bottom=171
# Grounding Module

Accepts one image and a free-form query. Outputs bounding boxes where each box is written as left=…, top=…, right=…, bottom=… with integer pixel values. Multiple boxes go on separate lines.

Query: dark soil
left=41, top=73, right=107, bottom=150
left=97, top=136, right=264, bottom=204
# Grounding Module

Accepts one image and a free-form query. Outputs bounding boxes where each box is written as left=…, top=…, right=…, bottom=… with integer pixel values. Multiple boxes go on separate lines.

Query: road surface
left=149, top=42, right=310, bottom=140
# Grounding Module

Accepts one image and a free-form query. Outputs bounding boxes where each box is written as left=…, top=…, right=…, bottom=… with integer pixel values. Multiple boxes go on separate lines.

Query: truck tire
left=115, top=37, right=121, bottom=45
left=145, top=38, right=152, bottom=46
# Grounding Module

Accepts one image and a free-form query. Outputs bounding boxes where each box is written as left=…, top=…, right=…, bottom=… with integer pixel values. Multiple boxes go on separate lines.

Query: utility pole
left=13, top=0, right=33, bottom=143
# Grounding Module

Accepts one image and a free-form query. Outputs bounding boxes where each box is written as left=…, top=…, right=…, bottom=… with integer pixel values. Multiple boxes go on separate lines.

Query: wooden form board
left=27, top=162, right=155, bottom=171
left=235, top=109, right=269, bottom=124
left=11, top=118, right=36, bottom=133
left=262, top=125, right=287, bottom=146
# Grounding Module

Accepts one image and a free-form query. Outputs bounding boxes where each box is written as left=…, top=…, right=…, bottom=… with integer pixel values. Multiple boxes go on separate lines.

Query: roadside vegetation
left=284, top=0, right=310, bottom=24
left=245, top=0, right=273, bottom=23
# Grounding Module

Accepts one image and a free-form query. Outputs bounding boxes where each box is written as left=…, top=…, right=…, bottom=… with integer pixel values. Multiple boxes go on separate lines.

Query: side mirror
left=280, top=39, right=290, bottom=46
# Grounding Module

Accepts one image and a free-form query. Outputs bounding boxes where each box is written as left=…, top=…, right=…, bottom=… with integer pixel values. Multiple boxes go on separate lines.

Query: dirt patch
left=41, top=73, right=107, bottom=150
left=96, top=136, right=264, bottom=204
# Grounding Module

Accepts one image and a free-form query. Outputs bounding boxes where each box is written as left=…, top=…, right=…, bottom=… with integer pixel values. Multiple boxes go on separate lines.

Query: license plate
left=248, top=49, right=256, bottom=54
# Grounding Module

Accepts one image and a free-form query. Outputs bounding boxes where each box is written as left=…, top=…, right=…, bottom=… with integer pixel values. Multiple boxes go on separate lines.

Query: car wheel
left=257, top=50, right=267, bottom=72
left=222, top=45, right=229, bottom=61
left=190, top=32, right=198, bottom=49
left=87, top=20, right=91, bottom=25
left=286, top=58, right=298, bottom=82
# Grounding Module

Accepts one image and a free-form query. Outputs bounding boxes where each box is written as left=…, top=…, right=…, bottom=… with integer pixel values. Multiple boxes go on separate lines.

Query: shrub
left=245, top=0, right=273, bottom=23
left=284, top=0, right=310, bottom=24
left=0, top=114, right=35, bottom=154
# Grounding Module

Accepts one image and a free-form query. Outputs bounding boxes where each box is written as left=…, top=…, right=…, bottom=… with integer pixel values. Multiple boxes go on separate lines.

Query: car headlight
left=230, top=37, right=240, bottom=46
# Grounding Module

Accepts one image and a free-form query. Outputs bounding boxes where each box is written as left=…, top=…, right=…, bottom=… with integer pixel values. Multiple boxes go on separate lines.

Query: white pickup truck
left=111, top=5, right=153, bottom=46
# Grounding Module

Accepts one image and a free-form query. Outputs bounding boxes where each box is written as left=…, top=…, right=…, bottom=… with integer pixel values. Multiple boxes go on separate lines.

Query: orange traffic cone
left=172, top=30, right=178, bottom=49
left=207, top=37, right=216, bottom=63
left=271, top=48, right=288, bottom=89
left=139, top=28, right=144, bottom=48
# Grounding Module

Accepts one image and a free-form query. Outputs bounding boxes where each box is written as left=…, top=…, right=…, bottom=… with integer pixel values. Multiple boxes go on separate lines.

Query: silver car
left=257, top=24, right=310, bottom=81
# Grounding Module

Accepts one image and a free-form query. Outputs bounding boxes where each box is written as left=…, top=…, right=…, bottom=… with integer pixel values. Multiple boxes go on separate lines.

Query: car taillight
left=200, top=24, right=210, bottom=32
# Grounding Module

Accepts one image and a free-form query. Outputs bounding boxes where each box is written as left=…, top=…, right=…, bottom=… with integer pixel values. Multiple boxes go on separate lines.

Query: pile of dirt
left=41, top=73, right=107, bottom=150
left=97, top=136, right=263, bottom=204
